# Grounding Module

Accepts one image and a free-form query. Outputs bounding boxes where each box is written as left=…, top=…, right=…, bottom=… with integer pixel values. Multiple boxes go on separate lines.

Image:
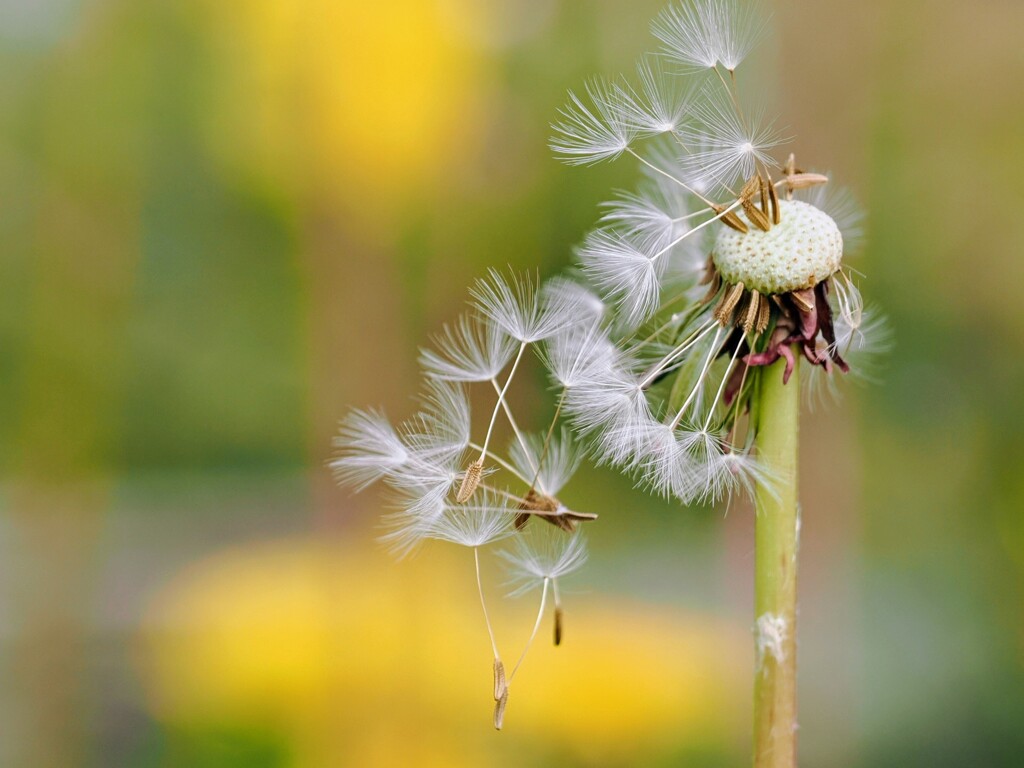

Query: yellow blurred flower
left=139, top=537, right=746, bottom=765
left=195, top=0, right=485, bottom=213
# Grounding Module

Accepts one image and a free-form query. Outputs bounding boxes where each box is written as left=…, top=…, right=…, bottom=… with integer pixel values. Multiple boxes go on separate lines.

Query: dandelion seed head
left=798, top=180, right=866, bottom=254
left=712, top=200, right=843, bottom=295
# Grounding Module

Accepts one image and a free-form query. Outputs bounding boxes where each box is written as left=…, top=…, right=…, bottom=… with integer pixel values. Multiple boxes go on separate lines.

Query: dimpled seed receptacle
left=712, top=199, right=843, bottom=295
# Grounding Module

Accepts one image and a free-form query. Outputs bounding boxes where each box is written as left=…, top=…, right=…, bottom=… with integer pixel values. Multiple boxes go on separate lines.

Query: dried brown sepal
left=783, top=154, right=799, bottom=200
left=554, top=607, right=564, bottom=646
left=713, top=203, right=749, bottom=233
left=743, top=290, right=762, bottom=334
left=758, top=173, right=770, bottom=215
left=714, top=281, right=746, bottom=325
left=742, top=198, right=772, bottom=232
left=768, top=178, right=781, bottom=224
left=756, top=293, right=772, bottom=334
left=700, top=268, right=722, bottom=305
left=493, top=690, right=509, bottom=730
left=493, top=658, right=507, bottom=700
left=456, top=459, right=483, bottom=503
left=790, top=288, right=816, bottom=314
left=699, top=255, right=716, bottom=284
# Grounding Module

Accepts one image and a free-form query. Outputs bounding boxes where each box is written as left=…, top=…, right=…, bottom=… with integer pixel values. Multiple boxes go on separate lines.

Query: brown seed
left=520, top=489, right=560, bottom=513
left=758, top=173, right=770, bottom=215
left=455, top=459, right=483, bottom=503
left=756, top=294, right=772, bottom=333
left=554, top=607, right=564, bottom=646
left=768, top=177, right=781, bottom=224
left=713, top=203, right=749, bottom=233
left=740, top=174, right=760, bottom=201
left=493, top=690, right=509, bottom=730
left=493, top=658, right=507, bottom=700
left=784, top=172, right=829, bottom=190
left=742, top=198, right=772, bottom=232
left=743, top=290, right=761, bottom=334
left=714, top=282, right=745, bottom=325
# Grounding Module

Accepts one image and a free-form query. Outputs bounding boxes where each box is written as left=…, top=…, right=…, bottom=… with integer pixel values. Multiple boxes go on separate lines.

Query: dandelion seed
left=499, top=527, right=587, bottom=596
left=428, top=489, right=516, bottom=548
left=653, top=0, right=766, bottom=72
left=652, top=0, right=722, bottom=70
left=617, top=55, right=700, bottom=135
left=420, top=313, right=516, bottom=382
left=456, top=459, right=485, bottom=503
left=550, top=78, right=637, bottom=165
left=540, top=274, right=607, bottom=324
left=680, top=88, right=786, bottom=189
left=403, top=379, right=471, bottom=457
left=507, top=427, right=582, bottom=499
left=493, top=689, right=509, bottom=730
left=493, top=659, right=507, bottom=700
left=331, top=409, right=408, bottom=491
left=542, top=323, right=618, bottom=390
left=576, top=228, right=668, bottom=326
left=471, top=269, right=572, bottom=343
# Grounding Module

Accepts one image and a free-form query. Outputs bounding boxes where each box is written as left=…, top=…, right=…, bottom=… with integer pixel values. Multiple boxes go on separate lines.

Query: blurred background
left=2, top=0, right=1023, bottom=765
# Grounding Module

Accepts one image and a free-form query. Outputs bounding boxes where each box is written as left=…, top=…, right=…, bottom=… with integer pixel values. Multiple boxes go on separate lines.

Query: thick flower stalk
left=334, top=0, right=887, bottom=754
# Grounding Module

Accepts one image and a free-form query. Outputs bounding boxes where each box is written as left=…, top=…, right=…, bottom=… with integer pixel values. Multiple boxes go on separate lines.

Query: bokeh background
left=2, top=0, right=1023, bottom=765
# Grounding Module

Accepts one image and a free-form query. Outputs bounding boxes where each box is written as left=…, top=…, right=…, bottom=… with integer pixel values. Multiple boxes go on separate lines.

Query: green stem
left=753, top=358, right=799, bottom=768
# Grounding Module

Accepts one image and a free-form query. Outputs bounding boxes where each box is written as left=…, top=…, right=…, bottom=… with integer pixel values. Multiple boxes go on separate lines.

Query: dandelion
left=652, top=0, right=766, bottom=72
left=546, top=1, right=885, bottom=763
left=331, top=409, right=409, bottom=491
left=336, top=0, right=885, bottom=755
